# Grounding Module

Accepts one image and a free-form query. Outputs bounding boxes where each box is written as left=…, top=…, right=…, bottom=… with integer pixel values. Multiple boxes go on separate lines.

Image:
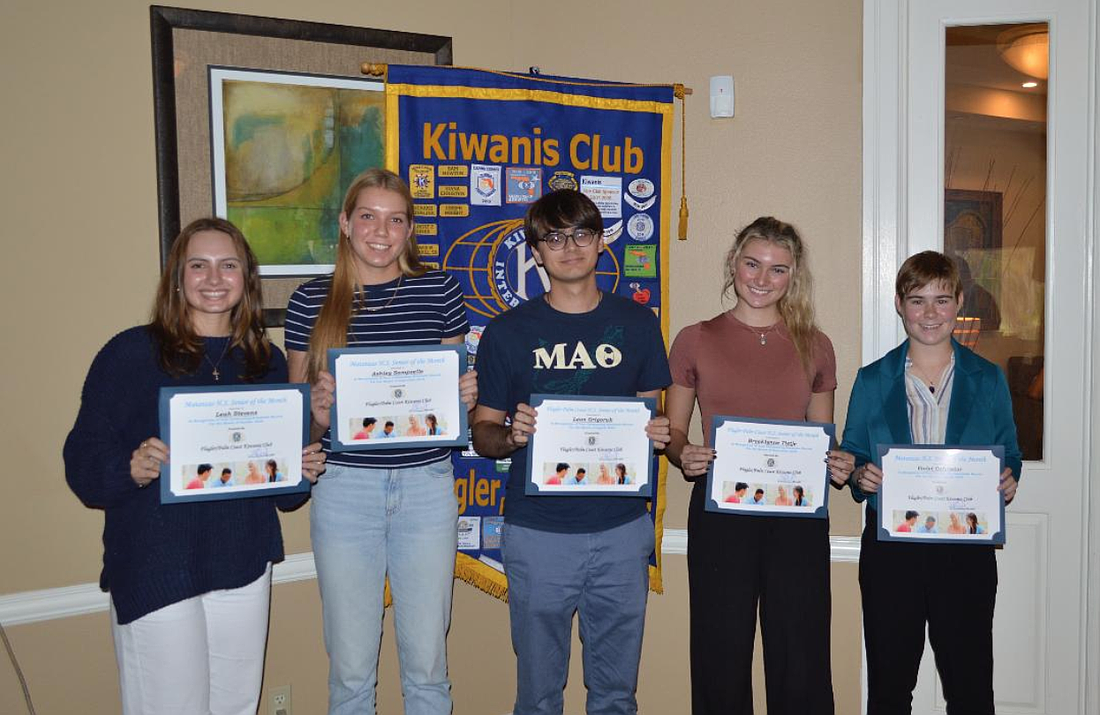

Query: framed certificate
left=328, top=345, right=468, bottom=451
left=876, top=444, right=1006, bottom=545
left=158, top=384, right=311, bottom=503
left=704, top=416, right=835, bottom=518
left=524, top=394, right=655, bottom=498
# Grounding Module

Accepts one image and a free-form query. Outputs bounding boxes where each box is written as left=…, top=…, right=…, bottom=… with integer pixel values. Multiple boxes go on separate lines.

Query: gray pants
left=501, top=514, right=655, bottom=715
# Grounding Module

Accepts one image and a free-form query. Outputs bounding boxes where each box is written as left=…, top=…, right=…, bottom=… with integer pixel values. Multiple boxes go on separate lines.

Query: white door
left=863, top=0, right=1095, bottom=713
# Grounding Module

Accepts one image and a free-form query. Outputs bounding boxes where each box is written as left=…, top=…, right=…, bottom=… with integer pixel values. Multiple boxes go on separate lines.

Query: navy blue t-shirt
left=475, top=292, right=671, bottom=532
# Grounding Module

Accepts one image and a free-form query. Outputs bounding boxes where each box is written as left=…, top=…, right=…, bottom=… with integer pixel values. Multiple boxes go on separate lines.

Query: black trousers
left=860, top=511, right=997, bottom=715
left=687, top=481, right=835, bottom=715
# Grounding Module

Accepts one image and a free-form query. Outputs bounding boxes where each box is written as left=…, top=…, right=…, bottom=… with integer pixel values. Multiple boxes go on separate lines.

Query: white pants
left=110, top=564, right=272, bottom=715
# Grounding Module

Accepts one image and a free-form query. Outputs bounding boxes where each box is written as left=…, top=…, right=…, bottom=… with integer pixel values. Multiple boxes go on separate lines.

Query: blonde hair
left=306, top=169, right=425, bottom=381
left=723, top=216, right=818, bottom=377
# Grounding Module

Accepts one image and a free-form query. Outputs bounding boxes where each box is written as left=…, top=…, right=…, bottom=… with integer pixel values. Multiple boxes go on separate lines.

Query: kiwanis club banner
left=383, top=65, right=674, bottom=599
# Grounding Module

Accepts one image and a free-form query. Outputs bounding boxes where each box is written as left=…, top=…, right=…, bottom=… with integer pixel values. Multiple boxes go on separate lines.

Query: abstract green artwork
left=210, top=68, right=385, bottom=274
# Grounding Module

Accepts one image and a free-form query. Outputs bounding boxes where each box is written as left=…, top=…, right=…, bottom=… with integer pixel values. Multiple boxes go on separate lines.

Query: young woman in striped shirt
left=286, top=169, right=476, bottom=715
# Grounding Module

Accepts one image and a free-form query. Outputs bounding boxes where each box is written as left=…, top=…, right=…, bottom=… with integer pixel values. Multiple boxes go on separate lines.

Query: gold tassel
left=674, top=84, right=689, bottom=241
left=678, top=196, right=689, bottom=241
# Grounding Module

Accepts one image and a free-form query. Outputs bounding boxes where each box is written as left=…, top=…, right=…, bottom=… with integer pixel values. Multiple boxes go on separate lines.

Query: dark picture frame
left=150, top=5, right=451, bottom=325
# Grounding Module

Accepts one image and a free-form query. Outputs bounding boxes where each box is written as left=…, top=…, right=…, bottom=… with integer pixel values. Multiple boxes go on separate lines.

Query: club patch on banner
left=458, top=516, right=480, bottom=550
left=438, top=164, right=469, bottom=178
left=414, top=204, right=438, bottom=218
left=506, top=167, right=543, bottom=204
left=580, top=175, right=623, bottom=218
left=439, top=185, right=469, bottom=198
left=624, top=244, right=657, bottom=277
left=627, top=213, right=655, bottom=241
left=549, top=170, right=579, bottom=191
left=409, top=164, right=435, bottom=199
left=470, top=164, right=501, bottom=206
left=440, top=204, right=470, bottom=218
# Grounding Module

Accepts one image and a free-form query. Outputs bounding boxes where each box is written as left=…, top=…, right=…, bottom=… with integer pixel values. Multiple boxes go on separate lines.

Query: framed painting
left=944, top=188, right=1004, bottom=343
left=150, top=5, right=451, bottom=324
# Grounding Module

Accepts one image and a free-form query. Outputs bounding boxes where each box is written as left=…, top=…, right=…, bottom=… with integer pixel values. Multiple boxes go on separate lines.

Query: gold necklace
left=203, top=339, right=232, bottom=382
left=361, top=276, right=403, bottom=313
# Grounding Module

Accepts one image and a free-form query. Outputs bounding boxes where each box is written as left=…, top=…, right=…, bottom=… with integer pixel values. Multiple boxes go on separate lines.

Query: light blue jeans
left=311, top=460, right=458, bottom=715
left=502, top=514, right=655, bottom=715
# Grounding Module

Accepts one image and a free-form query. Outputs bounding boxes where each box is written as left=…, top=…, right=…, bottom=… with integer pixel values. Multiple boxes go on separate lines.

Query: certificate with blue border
left=158, top=384, right=311, bottom=504
left=704, top=416, right=835, bottom=518
left=524, top=394, right=656, bottom=498
left=328, top=345, right=468, bottom=451
left=876, top=444, right=1006, bottom=545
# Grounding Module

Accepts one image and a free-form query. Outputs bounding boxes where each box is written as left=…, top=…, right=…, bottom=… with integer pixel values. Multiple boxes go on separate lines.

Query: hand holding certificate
left=876, top=445, right=1005, bottom=544
left=525, top=394, right=656, bottom=497
left=705, top=416, right=835, bottom=518
left=158, top=384, right=312, bottom=503
left=329, top=345, right=469, bottom=451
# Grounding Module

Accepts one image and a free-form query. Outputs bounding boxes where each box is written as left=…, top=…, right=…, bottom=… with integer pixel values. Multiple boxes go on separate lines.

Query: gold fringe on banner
left=455, top=557, right=512, bottom=601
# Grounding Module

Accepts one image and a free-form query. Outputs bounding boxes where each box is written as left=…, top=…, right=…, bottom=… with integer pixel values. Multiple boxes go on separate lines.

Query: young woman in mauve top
left=665, top=216, right=855, bottom=715
left=64, top=217, right=326, bottom=715
left=285, top=168, right=476, bottom=715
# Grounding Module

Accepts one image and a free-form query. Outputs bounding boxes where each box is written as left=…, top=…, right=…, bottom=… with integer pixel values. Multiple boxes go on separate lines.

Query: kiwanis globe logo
left=442, top=219, right=622, bottom=319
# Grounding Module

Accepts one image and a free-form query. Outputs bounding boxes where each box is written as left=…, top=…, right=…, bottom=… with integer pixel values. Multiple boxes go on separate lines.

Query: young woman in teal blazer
left=841, top=251, right=1021, bottom=715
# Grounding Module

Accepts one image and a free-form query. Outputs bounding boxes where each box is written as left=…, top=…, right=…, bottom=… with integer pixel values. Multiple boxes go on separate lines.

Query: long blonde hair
left=306, top=169, right=425, bottom=381
left=723, top=216, right=818, bottom=377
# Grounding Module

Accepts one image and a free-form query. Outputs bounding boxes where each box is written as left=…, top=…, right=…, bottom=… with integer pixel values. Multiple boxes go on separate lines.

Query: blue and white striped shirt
left=285, top=271, right=470, bottom=469
left=904, top=355, right=956, bottom=444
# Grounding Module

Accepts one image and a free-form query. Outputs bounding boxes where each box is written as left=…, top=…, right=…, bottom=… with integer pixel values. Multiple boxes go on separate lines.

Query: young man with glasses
left=473, top=189, right=671, bottom=715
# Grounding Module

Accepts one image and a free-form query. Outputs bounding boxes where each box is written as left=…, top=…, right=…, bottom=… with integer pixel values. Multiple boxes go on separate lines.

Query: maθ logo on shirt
left=532, top=341, right=623, bottom=370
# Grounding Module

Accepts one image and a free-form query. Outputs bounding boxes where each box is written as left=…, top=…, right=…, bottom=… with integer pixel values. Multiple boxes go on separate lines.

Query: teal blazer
left=841, top=339, right=1022, bottom=512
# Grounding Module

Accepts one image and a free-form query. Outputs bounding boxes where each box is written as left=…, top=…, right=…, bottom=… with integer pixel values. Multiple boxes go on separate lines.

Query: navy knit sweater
left=64, top=326, right=306, bottom=624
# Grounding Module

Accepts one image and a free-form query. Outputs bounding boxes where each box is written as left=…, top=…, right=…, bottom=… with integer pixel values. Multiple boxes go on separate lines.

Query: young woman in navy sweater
left=64, top=218, right=326, bottom=715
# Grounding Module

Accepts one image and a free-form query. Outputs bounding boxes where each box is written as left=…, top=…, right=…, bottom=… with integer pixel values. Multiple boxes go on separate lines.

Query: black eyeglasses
left=539, top=228, right=599, bottom=250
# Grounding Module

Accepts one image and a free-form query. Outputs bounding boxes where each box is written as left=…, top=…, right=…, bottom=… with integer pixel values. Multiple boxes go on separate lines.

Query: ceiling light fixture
left=998, top=24, right=1049, bottom=80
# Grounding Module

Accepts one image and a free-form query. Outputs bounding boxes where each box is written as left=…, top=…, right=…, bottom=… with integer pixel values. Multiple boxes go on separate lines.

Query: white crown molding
left=0, top=534, right=861, bottom=627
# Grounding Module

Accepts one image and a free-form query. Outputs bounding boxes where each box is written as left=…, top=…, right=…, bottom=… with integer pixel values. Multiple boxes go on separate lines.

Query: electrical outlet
left=270, top=684, right=292, bottom=715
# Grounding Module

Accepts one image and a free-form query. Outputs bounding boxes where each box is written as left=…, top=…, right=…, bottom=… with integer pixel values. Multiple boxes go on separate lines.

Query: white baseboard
left=0, top=532, right=860, bottom=627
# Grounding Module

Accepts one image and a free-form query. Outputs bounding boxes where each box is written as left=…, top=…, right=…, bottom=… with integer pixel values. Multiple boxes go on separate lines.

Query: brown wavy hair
left=149, top=217, right=271, bottom=380
left=723, top=216, right=819, bottom=377
left=305, top=169, right=426, bottom=382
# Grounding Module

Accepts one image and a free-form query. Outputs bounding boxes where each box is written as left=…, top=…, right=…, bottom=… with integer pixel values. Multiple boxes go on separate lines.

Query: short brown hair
left=895, top=251, right=962, bottom=300
left=524, top=190, right=603, bottom=249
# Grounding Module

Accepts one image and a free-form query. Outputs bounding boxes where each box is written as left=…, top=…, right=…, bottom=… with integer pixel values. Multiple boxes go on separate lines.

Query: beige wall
left=0, top=0, right=863, bottom=712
